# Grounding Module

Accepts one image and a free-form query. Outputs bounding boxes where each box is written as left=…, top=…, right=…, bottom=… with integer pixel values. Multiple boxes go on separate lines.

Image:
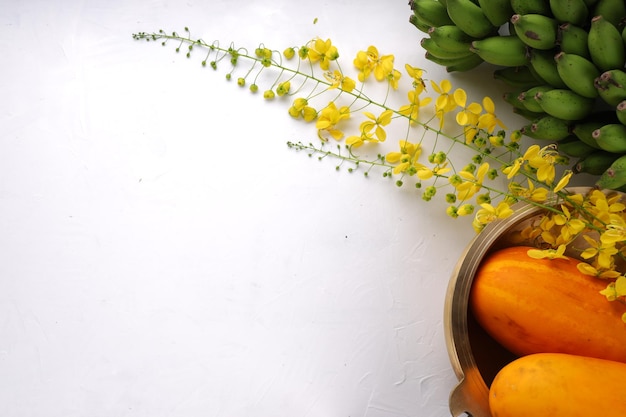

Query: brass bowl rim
left=443, top=186, right=596, bottom=417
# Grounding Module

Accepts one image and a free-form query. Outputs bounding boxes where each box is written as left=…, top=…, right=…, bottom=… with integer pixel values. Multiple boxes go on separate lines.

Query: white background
left=0, top=1, right=555, bottom=416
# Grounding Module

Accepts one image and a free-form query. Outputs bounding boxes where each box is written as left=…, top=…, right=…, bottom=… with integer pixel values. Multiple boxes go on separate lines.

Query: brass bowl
left=443, top=186, right=595, bottom=417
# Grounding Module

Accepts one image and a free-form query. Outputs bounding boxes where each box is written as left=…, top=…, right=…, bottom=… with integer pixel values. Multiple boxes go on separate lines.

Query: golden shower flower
left=323, top=70, right=356, bottom=92
left=404, top=64, right=426, bottom=92
left=399, top=87, right=432, bottom=124
left=431, top=79, right=458, bottom=127
left=307, top=38, right=339, bottom=70
left=527, top=244, right=568, bottom=260
left=315, top=101, right=350, bottom=141
left=360, top=109, right=393, bottom=142
left=353, top=46, right=394, bottom=82
left=477, top=96, right=506, bottom=133
left=472, top=201, right=514, bottom=232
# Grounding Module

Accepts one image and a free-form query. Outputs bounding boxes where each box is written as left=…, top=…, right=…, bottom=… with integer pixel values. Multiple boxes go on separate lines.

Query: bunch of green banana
left=408, top=0, right=626, bottom=191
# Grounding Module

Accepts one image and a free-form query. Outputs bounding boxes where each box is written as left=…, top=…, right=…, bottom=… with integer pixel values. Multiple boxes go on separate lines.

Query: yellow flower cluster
left=347, top=110, right=393, bottom=147
left=306, top=38, right=339, bottom=70
left=135, top=29, right=626, bottom=321
left=315, top=102, right=350, bottom=141
left=276, top=38, right=577, bottom=235
left=353, top=46, right=398, bottom=84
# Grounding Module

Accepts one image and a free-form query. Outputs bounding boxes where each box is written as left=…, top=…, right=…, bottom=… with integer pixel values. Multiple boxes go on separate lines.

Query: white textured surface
left=0, top=1, right=527, bottom=416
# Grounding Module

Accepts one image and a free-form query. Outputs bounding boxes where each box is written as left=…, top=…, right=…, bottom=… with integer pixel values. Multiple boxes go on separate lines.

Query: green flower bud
left=433, top=151, right=447, bottom=164
left=288, top=106, right=300, bottom=118
left=463, top=163, right=476, bottom=174
left=449, top=174, right=463, bottom=186
left=446, top=206, right=459, bottom=218
left=474, top=136, right=486, bottom=147
left=283, top=47, right=295, bottom=60
left=424, top=185, right=437, bottom=198
left=476, top=193, right=491, bottom=204
left=458, top=204, right=474, bottom=216
left=298, top=46, right=309, bottom=59
left=276, top=81, right=291, bottom=96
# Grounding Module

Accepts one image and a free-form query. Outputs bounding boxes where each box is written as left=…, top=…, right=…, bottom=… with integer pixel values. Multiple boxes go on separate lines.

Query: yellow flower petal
left=453, top=89, right=467, bottom=107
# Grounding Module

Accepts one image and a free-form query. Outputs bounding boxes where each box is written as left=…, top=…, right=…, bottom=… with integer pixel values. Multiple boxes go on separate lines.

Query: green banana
left=411, top=0, right=455, bottom=28
left=470, top=36, right=529, bottom=66
left=549, top=0, right=589, bottom=26
left=420, top=37, right=474, bottom=59
left=503, top=90, right=528, bottom=110
left=427, top=25, right=475, bottom=53
left=534, top=88, right=596, bottom=121
left=445, top=53, right=485, bottom=72
left=557, top=136, right=598, bottom=157
left=592, top=0, right=626, bottom=28
left=510, top=0, right=553, bottom=15
left=518, top=85, right=554, bottom=113
left=521, top=115, right=573, bottom=140
left=557, top=23, right=590, bottom=59
left=616, top=100, right=626, bottom=125
left=525, top=64, right=548, bottom=84
left=513, top=106, right=547, bottom=120
left=582, top=0, right=600, bottom=8
left=494, top=66, right=543, bottom=89
left=599, top=69, right=626, bottom=87
left=446, top=0, right=497, bottom=38
left=595, top=69, right=626, bottom=107
left=596, top=154, right=626, bottom=189
left=528, top=48, right=568, bottom=88
left=574, top=150, right=621, bottom=175
left=592, top=123, right=626, bottom=152
left=511, top=14, right=559, bottom=50
left=554, top=52, right=601, bottom=98
left=409, top=13, right=432, bottom=34
left=424, top=51, right=484, bottom=71
left=572, top=112, right=618, bottom=148
left=588, top=15, right=626, bottom=72
left=477, top=0, right=515, bottom=26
